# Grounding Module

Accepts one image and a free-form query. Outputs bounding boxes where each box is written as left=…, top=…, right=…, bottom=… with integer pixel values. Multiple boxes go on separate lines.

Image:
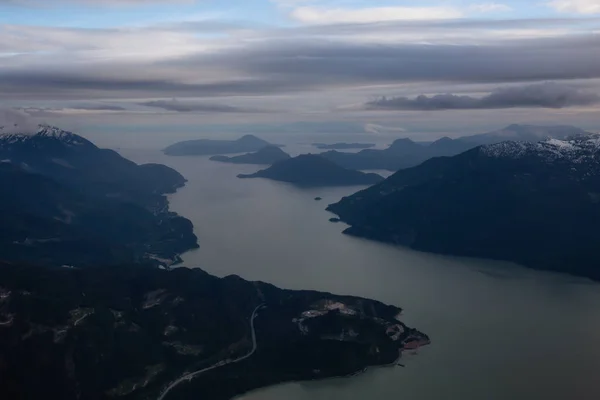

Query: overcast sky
left=1, top=0, right=600, bottom=141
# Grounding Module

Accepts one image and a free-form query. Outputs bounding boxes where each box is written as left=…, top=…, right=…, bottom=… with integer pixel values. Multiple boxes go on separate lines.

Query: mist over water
left=119, top=145, right=600, bottom=400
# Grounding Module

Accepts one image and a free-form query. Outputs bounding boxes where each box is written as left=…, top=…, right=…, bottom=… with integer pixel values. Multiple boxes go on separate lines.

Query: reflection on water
left=122, top=148, right=600, bottom=400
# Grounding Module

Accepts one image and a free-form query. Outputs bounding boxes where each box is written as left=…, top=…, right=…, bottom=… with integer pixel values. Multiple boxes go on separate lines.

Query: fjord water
left=122, top=148, right=600, bottom=400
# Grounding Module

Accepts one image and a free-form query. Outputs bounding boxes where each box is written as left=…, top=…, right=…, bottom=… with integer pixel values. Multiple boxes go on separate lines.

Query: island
left=327, top=134, right=600, bottom=281
left=312, top=142, right=376, bottom=150
left=0, top=261, right=429, bottom=400
left=210, top=145, right=291, bottom=165
left=237, top=154, right=384, bottom=187
left=0, top=125, right=198, bottom=268
left=164, top=135, right=278, bottom=156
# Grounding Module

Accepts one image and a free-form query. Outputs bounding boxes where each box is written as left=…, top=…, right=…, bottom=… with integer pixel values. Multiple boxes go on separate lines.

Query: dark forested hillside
left=0, top=125, right=198, bottom=267
left=0, top=262, right=428, bottom=400
left=328, top=135, right=600, bottom=280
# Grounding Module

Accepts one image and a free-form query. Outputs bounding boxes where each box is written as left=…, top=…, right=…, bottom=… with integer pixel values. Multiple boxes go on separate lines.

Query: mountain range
left=0, top=125, right=198, bottom=267
left=321, top=124, right=593, bottom=172
left=164, top=135, right=277, bottom=156
left=328, top=134, right=600, bottom=280
left=238, top=154, right=384, bottom=187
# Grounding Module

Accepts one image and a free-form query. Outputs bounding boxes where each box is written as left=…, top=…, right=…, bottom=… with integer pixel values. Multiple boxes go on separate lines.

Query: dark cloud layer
left=1, top=18, right=600, bottom=102
left=139, top=99, right=254, bottom=113
left=366, top=82, right=600, bottom=110
left=0, top=70, right=308, bottom=99
left=222, top=36, right=600, bottom=85
left=69, top=103, right=126, bottom=111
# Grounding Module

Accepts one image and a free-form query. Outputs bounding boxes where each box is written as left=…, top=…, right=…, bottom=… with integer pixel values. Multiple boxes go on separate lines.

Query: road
left=157, top=304, right=264, bottom=400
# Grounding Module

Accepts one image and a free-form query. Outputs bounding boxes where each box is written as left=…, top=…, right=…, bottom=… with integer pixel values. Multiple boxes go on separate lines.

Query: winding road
left=157, top=304, right=264, bottom=400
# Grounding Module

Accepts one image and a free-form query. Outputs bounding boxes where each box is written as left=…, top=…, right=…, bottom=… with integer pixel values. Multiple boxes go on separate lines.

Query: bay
left=121, top=147, right=600, bottom=400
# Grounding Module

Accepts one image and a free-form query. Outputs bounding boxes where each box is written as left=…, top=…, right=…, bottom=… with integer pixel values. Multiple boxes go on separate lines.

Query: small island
left=0, top=262, right=430, bottom=400
left=238, top=154, right=384, bottom=187
left=164, top=135, right=279, bottom=156
left=313, top=143, right=376, bottom=150
left=210, top=145, right=291, bottom=165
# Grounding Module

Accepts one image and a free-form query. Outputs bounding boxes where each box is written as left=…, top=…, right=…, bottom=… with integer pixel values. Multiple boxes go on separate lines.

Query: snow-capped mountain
left=328, top=132, right=600, bottom=280
left=0, top=123, right=189, bottom=207
left=461, top=124, right=593, bottom=145
left=0, top=124, right=94, bottom=147
left=482, top=134, right=600, bottom=164
left=0, top=123, right=198, bottom=268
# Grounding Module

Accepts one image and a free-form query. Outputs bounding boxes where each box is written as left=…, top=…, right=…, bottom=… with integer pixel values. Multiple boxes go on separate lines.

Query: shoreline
left=231, top=358, right=403, bottom=400
left=232, top=345, right=428, bottom=400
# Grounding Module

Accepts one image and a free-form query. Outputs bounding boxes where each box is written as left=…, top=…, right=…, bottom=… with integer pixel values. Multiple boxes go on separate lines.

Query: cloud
left=214, top=35, right=600, bottom=86
left=139, top=98, right=259, bottom=113
left=470, top=3, right=513, bottom=13
left=0, top=108, right=39, bottom=135
left=68, top=103, right=126, bottom=111
left=290, top=6, right=463, bottom=24
left=549, top=0, right=600, bottom=14
left=364, top=123, right=407, bottom=135
left=3, top=34, right=600, bottom=101
left=1, top=16, right=600, bottom=104
left=365, top=82, right=600, bottom=110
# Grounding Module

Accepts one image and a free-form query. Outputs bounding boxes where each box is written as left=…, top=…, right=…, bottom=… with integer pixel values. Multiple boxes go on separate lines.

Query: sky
left=1, top=0, right=600, bottom=141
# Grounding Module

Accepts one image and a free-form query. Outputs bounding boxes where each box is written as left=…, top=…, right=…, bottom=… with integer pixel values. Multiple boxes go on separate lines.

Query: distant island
left=210, top=145, right=291, bottom=165
left=238, top=154, right=384, bottom=187
left=312, top=142, right=376, bottom=150
left=0, top=125, right=198, bottom=268
left=164, top=135, right=279, bottom=156
left=320, top=124, right=593, bottom=171
left=0, top=261, right=429, bottom=400
left=328, top=134, right=600, bottom=281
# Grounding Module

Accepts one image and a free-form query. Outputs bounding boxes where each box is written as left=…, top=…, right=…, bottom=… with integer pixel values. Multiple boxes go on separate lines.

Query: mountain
left=428, top=136, right=473, bottom=153
left=210, top=145, right=291, bottom=165
left=0, top=261, right=428, bottom=400
left=164, top=135, right=276, bottom=156
left=461, top=124, right=593, bottom=145
left=327, top=134, right=600, bottom=280
left=320, top=137, right=472, bottom=171
left=0, top=125, right=198, bottom=267
left=320, top=125, right=593, bottom=172
left=238, top=154, right=384, bottom=187
left=312, top=143, right=376, bottom=150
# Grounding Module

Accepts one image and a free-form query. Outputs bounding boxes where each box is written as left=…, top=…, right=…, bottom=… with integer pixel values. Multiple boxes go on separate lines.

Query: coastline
left=231, top=344, right=428, bottom=400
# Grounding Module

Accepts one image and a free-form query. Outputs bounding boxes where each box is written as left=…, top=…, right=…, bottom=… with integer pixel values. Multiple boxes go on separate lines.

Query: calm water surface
left=121, top=148, right=600, bottom=400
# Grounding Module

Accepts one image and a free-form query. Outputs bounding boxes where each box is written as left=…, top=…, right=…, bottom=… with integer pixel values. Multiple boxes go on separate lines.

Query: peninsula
left=0, top=262, right=429, bottom=400
left=238, top=154, right=384, bottom=187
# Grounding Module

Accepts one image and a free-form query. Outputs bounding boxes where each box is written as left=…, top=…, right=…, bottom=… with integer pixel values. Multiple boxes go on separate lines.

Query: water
left=121, top=148, right=600, bottom=400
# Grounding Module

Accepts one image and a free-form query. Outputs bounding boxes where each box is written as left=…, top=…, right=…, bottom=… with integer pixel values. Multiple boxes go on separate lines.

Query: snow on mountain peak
left=482, top=134, right=600, bottom=163
left=0, top=123, right=92, bottom=147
